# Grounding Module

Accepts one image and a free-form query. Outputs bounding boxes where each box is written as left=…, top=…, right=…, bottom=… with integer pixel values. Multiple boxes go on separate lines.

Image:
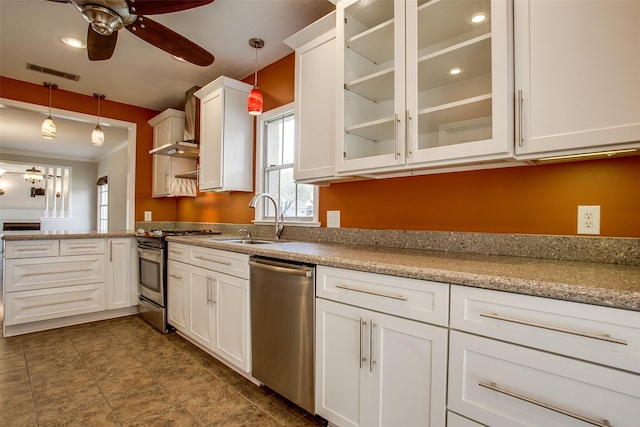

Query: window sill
left=252, top=220, right=321, bottom=228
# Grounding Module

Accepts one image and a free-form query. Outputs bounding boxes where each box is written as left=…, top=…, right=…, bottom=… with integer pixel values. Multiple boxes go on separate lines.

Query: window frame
left=254, top=103, right=320, bottom=227
left=96, top=173, right=108, bottom=232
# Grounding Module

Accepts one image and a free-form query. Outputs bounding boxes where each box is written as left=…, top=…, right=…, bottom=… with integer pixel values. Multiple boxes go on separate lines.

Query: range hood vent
left=149, top=141, right=199, bottom=158
left=150, top=86, right=201, bottom=158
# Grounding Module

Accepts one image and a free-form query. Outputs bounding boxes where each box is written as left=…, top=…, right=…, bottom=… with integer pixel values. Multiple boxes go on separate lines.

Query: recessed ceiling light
left=60, top=37, right=85, bottom=49
left=448, top=67, right=463, bottom=76
left=470, top=13, right=487, bottom=24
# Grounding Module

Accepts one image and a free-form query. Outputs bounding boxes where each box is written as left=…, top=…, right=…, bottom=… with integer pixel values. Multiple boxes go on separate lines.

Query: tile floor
left=0, top=315, right=328, bottom=426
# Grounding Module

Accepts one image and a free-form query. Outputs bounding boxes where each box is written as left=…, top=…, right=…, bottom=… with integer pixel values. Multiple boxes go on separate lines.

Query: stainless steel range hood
left=150, top=86, right=201, bottom=159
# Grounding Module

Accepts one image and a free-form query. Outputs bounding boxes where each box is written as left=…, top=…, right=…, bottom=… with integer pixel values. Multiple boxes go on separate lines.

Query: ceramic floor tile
left=81, top=345, right=139, bottom=370
left=0, top=336, right=24, bottom=359
left=120, top=403, right=202, bottom=427
left=0, top=353, right=27, bottom=374
left=34, top=391, right=110, bottom=425
left=31, top=371, right=100, bottom=402
left=69, top=332, right=124, bottom=355
left=181, top=383, right=253, bottom=424
left=254, top=394, right=310, bottom=426
left=0, top=381, right=33, bottom=410
left=38, top=395, right=119, bottom=426
left=93, top=365, right=159, bottom=400
left=208, top=403, right=284, bottom=427
left=20, top=330, right=73, bottom=351
left=0, top=400, right=37, bottom=427
left=158, top=367, right=226, bottom=401
left=108, top=383, right=176, bottom=422
left=229, top=381, right=274, bottom=404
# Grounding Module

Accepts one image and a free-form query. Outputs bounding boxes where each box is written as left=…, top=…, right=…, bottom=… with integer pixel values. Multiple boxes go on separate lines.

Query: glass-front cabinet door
left=336, top=0, right=407, bottom=173
left=337, top=0, right=513, bottom=175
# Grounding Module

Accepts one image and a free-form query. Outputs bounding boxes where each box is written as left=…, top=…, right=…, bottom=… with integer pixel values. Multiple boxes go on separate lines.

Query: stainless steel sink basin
left=222, top=238, right=279, bottom=245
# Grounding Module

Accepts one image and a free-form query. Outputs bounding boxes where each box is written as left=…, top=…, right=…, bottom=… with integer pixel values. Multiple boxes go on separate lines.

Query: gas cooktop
left=136, top=229, right=222, bottom=238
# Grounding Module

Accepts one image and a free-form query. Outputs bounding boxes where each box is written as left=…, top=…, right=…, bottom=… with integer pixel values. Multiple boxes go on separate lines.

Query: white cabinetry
left=336, top=0, right=512, bottom=175
left=195, top=77, right=254, bottom=192
left=514, top=0, right=640, bottom=159
left=106, top=238, right=133, bottom=310
left=448, top=285, right=640, bottom=426
left=3, top=238, right=136, bottom=336
left=284, top=12, right=338, bottom=183
left=148, top=109, right=197, bottom=197
left=315, top=266, right=448, bottom=427
left=167, top=243, right=251, bottom=373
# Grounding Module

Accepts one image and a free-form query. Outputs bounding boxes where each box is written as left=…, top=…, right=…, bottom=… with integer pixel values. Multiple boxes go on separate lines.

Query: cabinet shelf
left=347, top=18, right=394, bottom=65
left=346, top=67, right=394, bottom=102
left=346, top=116, right=395, bottom=142
left=418, top=0, right=491, bottom=51
left=346, top=0, right=394, bottom=29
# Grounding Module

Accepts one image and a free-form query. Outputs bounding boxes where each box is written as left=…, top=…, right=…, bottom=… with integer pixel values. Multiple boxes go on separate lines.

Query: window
left=97, top=175, right=108, bottom=232
left=256, top=104, right=318, bottom=225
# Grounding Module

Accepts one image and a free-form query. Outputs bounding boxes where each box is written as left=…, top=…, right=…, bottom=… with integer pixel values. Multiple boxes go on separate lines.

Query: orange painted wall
left=0, top=76, right=180, bottom=222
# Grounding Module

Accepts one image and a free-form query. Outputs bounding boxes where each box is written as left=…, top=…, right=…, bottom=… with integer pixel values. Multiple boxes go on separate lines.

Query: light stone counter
left=1, top=230, right=135, bottom=240
left=170, top=235, right=640, bottom=312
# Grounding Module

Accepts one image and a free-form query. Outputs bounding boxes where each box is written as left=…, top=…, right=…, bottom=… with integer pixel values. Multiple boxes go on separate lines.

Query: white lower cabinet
left=167, top=243, right=250, bottom=373
left=106, top=238, right=134, bottom=310
left=315, top=266, right=448, bottom=427
left=448, top=285, right=640, bottom=426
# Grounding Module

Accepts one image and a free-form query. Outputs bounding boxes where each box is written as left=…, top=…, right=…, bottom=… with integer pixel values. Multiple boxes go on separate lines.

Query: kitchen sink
left=222, top=238, right=280, bottom=245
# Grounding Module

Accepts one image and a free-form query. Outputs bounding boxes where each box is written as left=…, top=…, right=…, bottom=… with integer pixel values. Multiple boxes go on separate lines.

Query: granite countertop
left=1, top=230, right=135, bottom=240
left=169, top=235, right=640, bottom=312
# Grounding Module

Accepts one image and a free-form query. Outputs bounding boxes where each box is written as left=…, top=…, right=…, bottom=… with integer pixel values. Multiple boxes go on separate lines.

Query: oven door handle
left=138, top=248, right=162, bottom=263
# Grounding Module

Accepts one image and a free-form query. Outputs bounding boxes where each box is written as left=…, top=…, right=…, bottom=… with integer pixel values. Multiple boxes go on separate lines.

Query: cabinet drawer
left=168, top=242, right=189, bottom=263
left=4, top=283, right=106, bottom=326
left=188, top=246, right=249, bottom=279
left=5, top=255, right=105, bottom=292
left=316, top=266, right=449, bottom=326
left=449, top=331, right=640, bottom=427
left=60, top=238, right=105, bottom=255
left=4, top=240, right=59, bottom=258
left=447, top=411, right=484, bottom=427
left=450, top=285, right=640, bottom=374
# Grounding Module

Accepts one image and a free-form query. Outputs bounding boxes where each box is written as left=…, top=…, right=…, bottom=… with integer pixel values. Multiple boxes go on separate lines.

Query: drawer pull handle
left=169, top=274, right=183, bottom=280
left=195, top=255, right=232, bottom=265
left=22, top=268, right=93, bottom=277
left=479, top=312, right=628, bottom=345
left=68, top=245, right=98, bottom=250
left=16, top=248, right=51, bottom=252
left=479, top=381, right=612, bottom=427
left=335, top=284, right=408, bottom=301
left=170, top=250, right=184, bottom=255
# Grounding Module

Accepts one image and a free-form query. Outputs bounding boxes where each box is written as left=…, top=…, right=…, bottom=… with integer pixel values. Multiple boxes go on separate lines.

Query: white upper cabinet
left=285, top=12, right=338, bottom=184
left=514, top=0, right=640, bottom=159
left=336, top=0, right=513, bottom=175
left=148, top=109, right=197, bottom=197
left=195, top=76, right=254, bottom=192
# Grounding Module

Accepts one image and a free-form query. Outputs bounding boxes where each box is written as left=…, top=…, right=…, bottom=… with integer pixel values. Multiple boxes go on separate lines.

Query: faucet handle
left=238, top=228, right=251, bottom=238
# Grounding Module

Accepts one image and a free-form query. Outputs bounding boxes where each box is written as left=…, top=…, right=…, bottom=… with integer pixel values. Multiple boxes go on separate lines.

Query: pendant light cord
left=254, top=45, right=258, bottom=88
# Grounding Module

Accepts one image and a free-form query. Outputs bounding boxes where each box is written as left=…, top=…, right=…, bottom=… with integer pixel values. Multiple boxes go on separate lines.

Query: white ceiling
left=0, top=0, right=335, bottom=161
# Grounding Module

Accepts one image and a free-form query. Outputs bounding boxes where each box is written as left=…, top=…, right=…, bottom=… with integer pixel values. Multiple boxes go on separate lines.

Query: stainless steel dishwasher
left=249, top=256, right=315, bottom=413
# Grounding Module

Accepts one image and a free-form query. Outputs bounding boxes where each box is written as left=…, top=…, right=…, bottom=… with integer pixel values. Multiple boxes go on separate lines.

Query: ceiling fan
left=48, top=0, right=215, bottom=66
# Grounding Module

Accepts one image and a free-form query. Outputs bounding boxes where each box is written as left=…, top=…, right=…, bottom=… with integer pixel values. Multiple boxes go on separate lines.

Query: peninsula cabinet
left=3, top=238, right=137, bottom=336
left=514, top=0, right=640, bottom=159
left=284, top=11, right=339, bottom=184
left=336, top=0, right=513, bottom=176
left=315, top=266, right=449, bottom=427
left=448, top=285, right=640, bottom=426
left=195, top=76, right=254, bottom=192
left=148, top=109, right=197, bottom=197
left=167, top=243, right=251, bottom=373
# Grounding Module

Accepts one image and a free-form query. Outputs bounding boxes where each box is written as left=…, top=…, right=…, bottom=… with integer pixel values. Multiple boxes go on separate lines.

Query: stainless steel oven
left=137, top=237, right=168, bottom=332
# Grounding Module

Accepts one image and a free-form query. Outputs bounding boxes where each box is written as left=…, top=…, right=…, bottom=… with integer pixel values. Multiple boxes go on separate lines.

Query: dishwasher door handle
left=249, top=259, right=312, bottom=277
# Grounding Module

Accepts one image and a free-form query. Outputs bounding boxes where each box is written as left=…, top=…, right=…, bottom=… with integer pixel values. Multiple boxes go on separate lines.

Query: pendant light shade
left=248, top=38, right=264, bottom=116
left=41, top=82, right=58, bottom=139
left=92, top=93, right=105, bottom=147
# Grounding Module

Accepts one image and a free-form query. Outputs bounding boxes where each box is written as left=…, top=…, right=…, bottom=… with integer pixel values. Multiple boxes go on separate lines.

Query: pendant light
left=247, top=38, right=264, bottom=116
left=91, top=93, right=105, bottom=147
left=41, top=82, right=58, bottom=139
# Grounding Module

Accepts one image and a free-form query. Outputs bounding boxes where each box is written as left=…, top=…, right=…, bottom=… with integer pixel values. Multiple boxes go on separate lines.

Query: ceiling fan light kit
left=56, top=0, right=215, bottom=66
left=248, top=37, right=264, bottom=116
left=92, top=93, right=106, bottom=147
left=41, top=82, right=58, bottom=140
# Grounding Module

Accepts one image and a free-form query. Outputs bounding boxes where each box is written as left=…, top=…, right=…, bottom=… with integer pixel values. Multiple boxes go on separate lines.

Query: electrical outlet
left=144, top=211, right=152, bottom=222
left=327, top=210, right=340, bottom=228
left=577, top=205, right=600, bottom=235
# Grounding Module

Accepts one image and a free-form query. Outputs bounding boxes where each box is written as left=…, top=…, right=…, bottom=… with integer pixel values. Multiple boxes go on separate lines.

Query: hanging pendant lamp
left=41, top=82, right=58, bottom=139
left=247, top=38, right=264, bottom=116
left=92, top=93, right=105, bottom=147
left=23, top=166, right=44, bottom=184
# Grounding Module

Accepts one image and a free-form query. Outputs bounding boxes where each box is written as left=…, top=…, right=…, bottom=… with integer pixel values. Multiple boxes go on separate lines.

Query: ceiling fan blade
left=87, top=24, right=118, bottom=60
left=125, top=17, right=214, bottom=66
left=126, top=0, right=214, bottom=15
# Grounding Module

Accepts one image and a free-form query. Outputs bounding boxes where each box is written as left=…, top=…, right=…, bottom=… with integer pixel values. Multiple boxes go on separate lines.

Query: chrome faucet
left=248, top=193, right=284, bottom=239
left=238, top=228, right=251, bottom=239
